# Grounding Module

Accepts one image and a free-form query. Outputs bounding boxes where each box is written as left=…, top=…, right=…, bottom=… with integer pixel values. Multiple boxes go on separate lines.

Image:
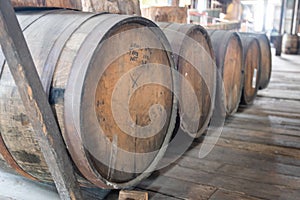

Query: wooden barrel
left=282, top=34, right=299, bottom=54
left=207, top=30, right=243, bottom=116
left=238, top=34, right=261, bottom=105
left=248, top=33, right=271, bottom=90
left=0, top=10, right=176, bottom=189
left=158, top=23, right=216, bottom=138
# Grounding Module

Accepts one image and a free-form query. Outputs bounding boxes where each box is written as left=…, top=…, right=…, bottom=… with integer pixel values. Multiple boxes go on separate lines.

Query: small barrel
left=158, top=23, right=216, bottom=138
left=207, top=30, right=244, bottom=116
left=282, top=33, right=299, bottom=54
left=238, top=33, right=261, bottom=105
left=0, top=10, right=176, bottom=189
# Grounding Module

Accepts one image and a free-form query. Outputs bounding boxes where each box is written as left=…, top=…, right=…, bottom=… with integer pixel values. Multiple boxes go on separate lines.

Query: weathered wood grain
left=209, top=189, right=263, bottom=200
left=162, top=165, right=300, bottom=199
left=12, top=0, right=142, bottom=15
left=138, top=175, right=217, bottom=200
left=82, top=0, right=141, bottom=15
left=0, top=1, right=82, bottom=199
left=11, top=0, right=82, bottom=10
left=142, top=6, right=188, bottom=24
left=119, top=190, right=148, bottom=200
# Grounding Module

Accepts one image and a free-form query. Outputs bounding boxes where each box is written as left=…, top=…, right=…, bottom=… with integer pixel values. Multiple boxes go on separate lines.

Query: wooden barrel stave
left=207, top=30, right=244, bottom=116
left=0, top=10, right=176, bottom=189
left=158, top=23, right=216, bottom=138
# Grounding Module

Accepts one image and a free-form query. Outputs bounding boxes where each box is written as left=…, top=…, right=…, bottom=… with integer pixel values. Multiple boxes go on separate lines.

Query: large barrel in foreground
left=238, top=33, right=261, bottom=105
left=207, top=30, right=243, bottom=116
left=0, top=10, right=176, bottom=189
left=158, top=23, right=216, bottom=138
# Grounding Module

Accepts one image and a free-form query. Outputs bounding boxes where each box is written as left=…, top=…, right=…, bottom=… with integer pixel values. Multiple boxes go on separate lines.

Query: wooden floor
left=0, top=51, right=299, bottom=200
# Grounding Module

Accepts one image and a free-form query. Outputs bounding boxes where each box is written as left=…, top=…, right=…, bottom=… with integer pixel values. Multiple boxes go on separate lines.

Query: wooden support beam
left=0, top=1, right=82, bottom=199
left=279, top=0, right=287, bottom=34
left=291, top=0, right=299, bottom=34
left=262, top=0, right=268, bottom=32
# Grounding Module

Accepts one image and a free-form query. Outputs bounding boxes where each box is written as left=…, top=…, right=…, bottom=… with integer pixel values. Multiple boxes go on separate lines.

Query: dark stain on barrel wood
left=11, top=150, right=41, bottom=163
left=12, top=113, right=30, bottom=126
left=49, top=88, right=65, bottom=105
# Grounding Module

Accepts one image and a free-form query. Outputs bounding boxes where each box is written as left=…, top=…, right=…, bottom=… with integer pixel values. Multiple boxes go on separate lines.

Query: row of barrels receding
left=0, top=10, right=271, bottom=189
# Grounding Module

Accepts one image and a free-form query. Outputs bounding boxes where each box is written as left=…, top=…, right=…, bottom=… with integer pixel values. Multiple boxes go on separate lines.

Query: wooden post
left=262, top=0, right=268, bottom=32
left=291, top=0, right=299, bottom=34
left=0, top=1, right=82, bottom=199
left=279, top=0, right=287, bottom=34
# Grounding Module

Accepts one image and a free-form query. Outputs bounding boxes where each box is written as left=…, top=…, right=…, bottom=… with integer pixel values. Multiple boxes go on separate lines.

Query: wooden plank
left=233, top=112, right=300, bottom=127
left=161, top=165, right=300, bottom=199
left=82, top=0, right=141, bottom=15
left=218, top=164, right=300, bottom=190
left=257, top=89, right=300, bottom=101
left=138, top=175, right=217, bottom=200
left=204, top=137, right=300, bottom=160
left=209, top=189, right=263, bottom=200
left=238, top=107, right=300, bottom=119
left=141, top=7, right=188, bottom=23
left=218, top=126, right=300, bottom=149
left=11, top=0, right=82, bottom=10
left=119, top=190, right=148, bottom=200
left=0, top=1, right=82, bottom=199
left=241, top=97, right=300, bottom=115
left=225, top=117, right=300, bottom=134
left=104, top=189, right=181, bottom=200
left=178, top=146, right=300, bottom=178
left=185, top=145, right=300, bottom=174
